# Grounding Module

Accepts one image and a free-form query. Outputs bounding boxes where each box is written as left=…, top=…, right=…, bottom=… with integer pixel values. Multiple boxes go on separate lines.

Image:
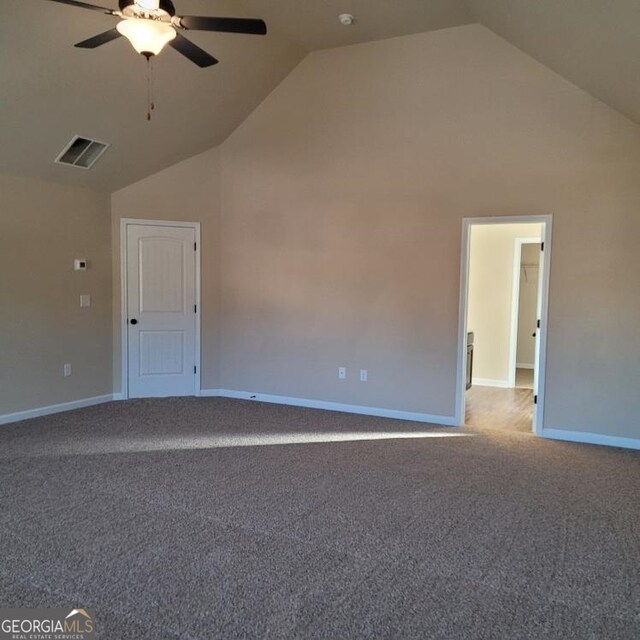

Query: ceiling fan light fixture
left=135, top=0, right=161, bottom=11
left=116, top=18, right=176, bottom=56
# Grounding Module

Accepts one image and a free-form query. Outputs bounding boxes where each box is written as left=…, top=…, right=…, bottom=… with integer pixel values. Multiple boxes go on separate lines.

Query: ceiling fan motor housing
left=119, top=0, right=176, bottom=16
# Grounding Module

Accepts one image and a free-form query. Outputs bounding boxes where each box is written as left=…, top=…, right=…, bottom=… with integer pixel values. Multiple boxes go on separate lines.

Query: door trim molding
left=119, top=218, right=201, bottom=400
left=455, top=215, right=553, bottom=436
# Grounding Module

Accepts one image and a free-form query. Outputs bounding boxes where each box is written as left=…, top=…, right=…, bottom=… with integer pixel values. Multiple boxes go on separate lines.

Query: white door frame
left=120, top=218, right=201, bottom=400
left=455, top=215, right=552, bottom=435
left=508, top=237, right=542, bottom=388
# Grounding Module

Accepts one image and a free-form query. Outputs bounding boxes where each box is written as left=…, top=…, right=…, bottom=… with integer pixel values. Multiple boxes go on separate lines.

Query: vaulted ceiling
left=1, top=0, right=639, bottom=192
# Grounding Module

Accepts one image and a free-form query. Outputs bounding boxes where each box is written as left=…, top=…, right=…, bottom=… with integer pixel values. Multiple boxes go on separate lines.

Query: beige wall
left=111, top=146, right=221, bottom=392
left=516, top=243, right=541, bottom=367
left=467, top=224, right=541, bottom=384
left=113, top=24, right=640, bottom=439
left=0, top=173, right=112, bottom=414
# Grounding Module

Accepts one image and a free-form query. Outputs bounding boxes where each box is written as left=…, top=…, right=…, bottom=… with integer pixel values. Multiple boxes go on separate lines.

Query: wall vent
left=54, top=135, right=110, bottom=170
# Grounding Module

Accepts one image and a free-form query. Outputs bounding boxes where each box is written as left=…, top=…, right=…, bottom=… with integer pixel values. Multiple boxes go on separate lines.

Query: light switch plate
left=80, top=294, right=91, bottom=308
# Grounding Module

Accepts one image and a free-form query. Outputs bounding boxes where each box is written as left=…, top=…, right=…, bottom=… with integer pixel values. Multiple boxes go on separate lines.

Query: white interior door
left=126, top=224, right=197, bottom=398
left=532, top=237, right=545, bottom=428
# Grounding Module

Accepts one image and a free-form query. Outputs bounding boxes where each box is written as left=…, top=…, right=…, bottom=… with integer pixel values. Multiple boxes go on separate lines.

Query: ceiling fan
left=46, top=0, right=268, bottom=67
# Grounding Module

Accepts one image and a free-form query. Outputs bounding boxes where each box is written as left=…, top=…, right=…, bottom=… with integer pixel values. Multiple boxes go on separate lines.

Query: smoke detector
left=338, top=14, right=355, bottom=26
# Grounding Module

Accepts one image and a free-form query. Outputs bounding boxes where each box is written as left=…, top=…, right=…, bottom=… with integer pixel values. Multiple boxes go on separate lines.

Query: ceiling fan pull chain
left=146, top=56, right=151, bottom=120
left=150, top=56, right=156, bottom=114
left=145, top=55, right=156, bottom=121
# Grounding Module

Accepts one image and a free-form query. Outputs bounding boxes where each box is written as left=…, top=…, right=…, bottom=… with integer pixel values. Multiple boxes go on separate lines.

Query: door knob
left=130, top=318, right=138, bottom=325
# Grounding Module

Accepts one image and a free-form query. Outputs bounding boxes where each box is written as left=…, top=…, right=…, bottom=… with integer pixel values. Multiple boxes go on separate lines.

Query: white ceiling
left=239, top=0, right=474, bottom=50
left=1, top=0, right=639, bottom=192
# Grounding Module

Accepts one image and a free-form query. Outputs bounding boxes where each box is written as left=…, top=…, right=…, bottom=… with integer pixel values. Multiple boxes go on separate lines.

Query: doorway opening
left=456, top=216, right=552, bottom=435
left=120, top=219, right=201, bottom=399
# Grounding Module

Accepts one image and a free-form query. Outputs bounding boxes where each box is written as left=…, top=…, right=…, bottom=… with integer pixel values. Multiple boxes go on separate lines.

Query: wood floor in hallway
left=515, top=367, right=534, bottom=389
left=466, top=370, right=534, bottom=433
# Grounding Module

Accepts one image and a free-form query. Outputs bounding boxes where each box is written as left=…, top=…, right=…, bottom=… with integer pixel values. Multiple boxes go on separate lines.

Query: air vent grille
left=55, top=135, right=110, bottom=170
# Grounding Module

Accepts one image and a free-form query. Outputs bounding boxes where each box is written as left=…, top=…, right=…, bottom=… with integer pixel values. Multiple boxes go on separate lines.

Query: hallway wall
left=516, top=243, right=541, bottom=367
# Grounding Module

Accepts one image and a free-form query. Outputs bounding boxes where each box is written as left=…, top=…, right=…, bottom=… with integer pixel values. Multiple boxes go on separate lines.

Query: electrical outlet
left=338, top=367, right=346, bottom=380
left=360, top=369, right=368, bottom=382
left=63, top=363, right=72, bottom=377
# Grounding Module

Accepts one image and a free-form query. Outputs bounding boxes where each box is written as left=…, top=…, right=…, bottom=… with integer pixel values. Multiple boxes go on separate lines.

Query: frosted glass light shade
left=135, top=0, right=161, bottom=10
left=116, top=18, right=176, bottom=56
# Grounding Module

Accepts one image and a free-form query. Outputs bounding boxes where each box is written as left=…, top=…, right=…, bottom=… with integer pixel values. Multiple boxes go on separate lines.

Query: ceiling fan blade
left=46, top=0, right=116, bottom=15
left=75, top=28, right=122, bottom=48
left=178, top=16, right=267, bottom=35
left=168, top=32, right=218, bottom=67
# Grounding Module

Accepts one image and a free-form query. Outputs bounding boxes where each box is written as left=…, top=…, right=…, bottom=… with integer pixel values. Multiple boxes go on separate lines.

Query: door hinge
left=194, top=366, right=197, bottom=374
left=194, top=242, right=197, bottom=251
left=537, top=319, right=540, bottom=328
left=540, top=242, right=544, bottom=251
left=194, top=304, right=197, bottom=313
left=534, top=394, right=538, bottom=404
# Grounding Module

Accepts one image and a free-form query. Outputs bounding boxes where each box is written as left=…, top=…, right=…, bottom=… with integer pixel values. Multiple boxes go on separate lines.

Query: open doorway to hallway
left=456, top=216, right=552, bottom=435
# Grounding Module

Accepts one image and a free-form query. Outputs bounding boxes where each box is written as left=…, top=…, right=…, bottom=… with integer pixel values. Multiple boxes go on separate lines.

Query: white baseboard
left=516, top=363, right=534, bottom=370
left=112, top=392, right=126, bottom=401
left=199, top=389, right=221, bottom=397
left=471, top=378, right=511, bottom=388
left=200, top=389, right=457, bottom=426
left=0, top=394, right=116, bottom=426
left=541, top=428, right=640, bottom=451
left=3, top=390, right=635, bottom=451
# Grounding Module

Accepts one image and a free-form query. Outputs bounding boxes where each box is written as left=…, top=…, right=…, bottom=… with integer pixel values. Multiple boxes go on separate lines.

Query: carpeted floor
left=0, top=398, right=638, bottom=639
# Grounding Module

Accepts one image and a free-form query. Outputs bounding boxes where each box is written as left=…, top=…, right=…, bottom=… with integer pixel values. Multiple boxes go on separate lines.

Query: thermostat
left=74, top=259, right=87, bottom=271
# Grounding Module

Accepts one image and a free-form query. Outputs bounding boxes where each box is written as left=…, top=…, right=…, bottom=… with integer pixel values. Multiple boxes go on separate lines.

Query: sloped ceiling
left=0, top=0, right=306, bottom=192
left=1, top=0, right=638, bottom=192
left=467, top=0, right=640, bottom=128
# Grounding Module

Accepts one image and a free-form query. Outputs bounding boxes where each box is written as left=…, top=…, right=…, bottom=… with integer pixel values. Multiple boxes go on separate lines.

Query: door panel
left=139, top=331, right=185, bottom=375
left=138, top=237, right=186, bottom=312
left=127, top=224, right=196, bottom=398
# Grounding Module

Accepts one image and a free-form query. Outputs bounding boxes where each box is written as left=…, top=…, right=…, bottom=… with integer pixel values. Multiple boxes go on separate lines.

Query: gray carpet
left=0, top=398, right=638, bottom=639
